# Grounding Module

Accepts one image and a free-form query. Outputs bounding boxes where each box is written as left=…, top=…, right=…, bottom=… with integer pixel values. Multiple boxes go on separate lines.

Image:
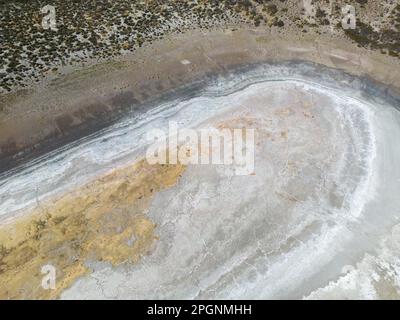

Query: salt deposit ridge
left=1, top=62, right=400, bottom=299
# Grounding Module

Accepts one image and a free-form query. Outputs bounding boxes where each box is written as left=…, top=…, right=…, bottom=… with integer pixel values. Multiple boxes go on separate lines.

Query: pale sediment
left=0, top=160, right=185, bottom=299
left=55, top=70, right=400, bottom=299
left=0, top=27, right=400, bottom=300
left=1, top=28, right=400, bottom=175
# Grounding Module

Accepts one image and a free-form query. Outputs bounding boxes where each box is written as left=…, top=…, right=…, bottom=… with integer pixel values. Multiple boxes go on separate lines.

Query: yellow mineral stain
left=0, top=160, right=186, bottom=299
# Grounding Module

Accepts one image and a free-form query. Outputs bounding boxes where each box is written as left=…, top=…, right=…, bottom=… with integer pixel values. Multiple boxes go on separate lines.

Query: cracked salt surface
left=2, top=63, right=400, bottom=299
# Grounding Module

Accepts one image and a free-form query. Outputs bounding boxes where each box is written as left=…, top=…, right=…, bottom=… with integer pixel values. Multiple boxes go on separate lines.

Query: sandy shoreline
left=1, top=24, right=400, bottom=299
left=1, top=27, right=399, bottom=174
left=1, top=0, right=400, bottom=300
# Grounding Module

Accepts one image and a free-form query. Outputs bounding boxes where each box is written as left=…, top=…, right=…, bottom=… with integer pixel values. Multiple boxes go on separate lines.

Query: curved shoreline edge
left=0, top=69, right=386, bottom=299
left=1, top=28, right=399, bottom=174
left=0, top=29, right=400, bottom=298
